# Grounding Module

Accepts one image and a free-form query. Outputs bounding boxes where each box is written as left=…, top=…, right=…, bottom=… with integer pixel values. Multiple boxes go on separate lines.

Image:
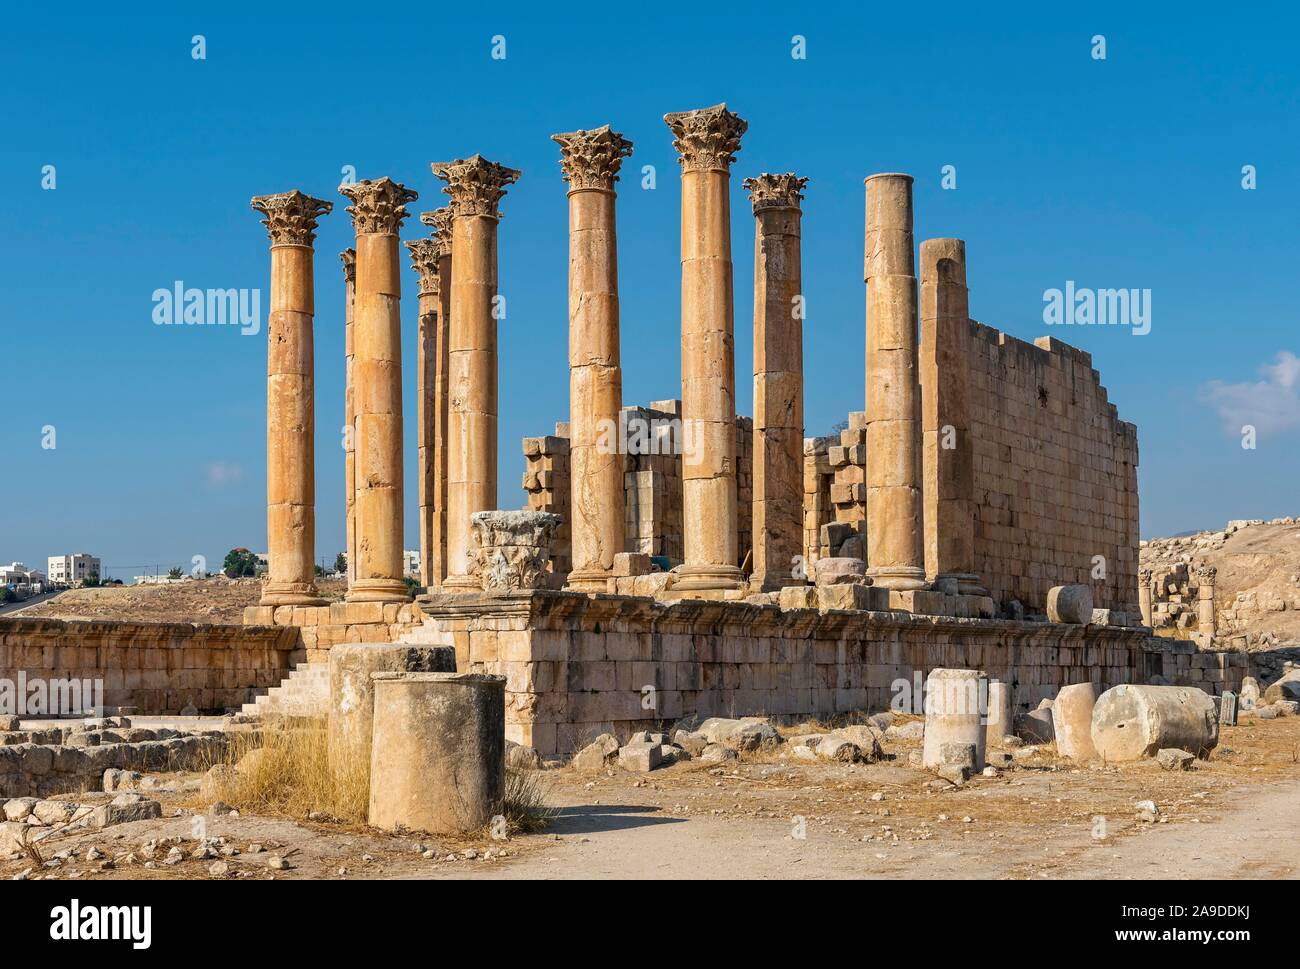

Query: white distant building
left=47, top=553, right=101, bottom=587
left=403, top=550, right=420, bottom=580
left=1, top=563, right=45, bottom=595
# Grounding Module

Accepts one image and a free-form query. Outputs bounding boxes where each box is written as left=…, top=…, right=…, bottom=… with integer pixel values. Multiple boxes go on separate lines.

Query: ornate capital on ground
left=405, top=238, right=441, bottom=296
left=339, top=177, right=418, bottom=235
left=663, top=103, right=747, bottom=172
left=1195, top=563, right=1218, bottom=584
left=340, top=247, right=356, bottom=283
left=429, top=155, right=521, bottom=220
left=550, top=125, right=633, bottom=192
left=250, top=190, right=332, bottom=246
left=420, top=207, right=455, bottom=256
left=743, top=172, right=808, bottom=212
left=469, top=511, right=561, bottom=594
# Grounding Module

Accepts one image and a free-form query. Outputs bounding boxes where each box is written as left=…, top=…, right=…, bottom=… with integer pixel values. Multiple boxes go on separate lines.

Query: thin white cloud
left=1200, top=351, right=1300, bottom=436
left=206, top=461, right=245, bottom=486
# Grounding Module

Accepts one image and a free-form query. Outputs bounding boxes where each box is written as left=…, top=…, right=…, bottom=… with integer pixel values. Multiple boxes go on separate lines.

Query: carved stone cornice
left=663, top=103, right=747, bottom=173
left=429, top=155, right=521, bottom=220
left=550, top=125, right=633, bottom=192
left=419, top=207, right=455, bottom=257
left=1194, top=563, right=1218, bottom=584
left=340, top=248, right=356, bottom=284
left=338, top=177, right=418, bottom=235
left=743, top=172, right=808, bottom=212
left=249, top=190, right=332, bottom=246
left=405, top=238, right=441, bottom=296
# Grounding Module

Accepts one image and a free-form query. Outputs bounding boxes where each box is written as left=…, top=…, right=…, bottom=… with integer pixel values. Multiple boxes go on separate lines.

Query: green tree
left=83, top=572, right=102, bottom=588
left=333, top=552, right=347, bottom=575
left=167, top=566, right=183, bottom=579
left=223, top=548, right=259, bottom=578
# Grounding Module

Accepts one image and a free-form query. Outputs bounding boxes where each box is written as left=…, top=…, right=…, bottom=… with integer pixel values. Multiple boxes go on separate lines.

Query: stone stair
left=240, top=662, right=329, bottom=718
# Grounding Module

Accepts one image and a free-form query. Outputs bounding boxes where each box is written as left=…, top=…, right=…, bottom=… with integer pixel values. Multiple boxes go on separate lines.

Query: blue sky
left=3, top=2, right=1298, bottom=578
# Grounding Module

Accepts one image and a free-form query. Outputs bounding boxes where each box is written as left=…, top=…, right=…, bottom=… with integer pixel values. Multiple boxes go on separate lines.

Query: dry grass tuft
left=501, top=763, right=556, bottom=834
left=198, top=716, right=369, bottom=825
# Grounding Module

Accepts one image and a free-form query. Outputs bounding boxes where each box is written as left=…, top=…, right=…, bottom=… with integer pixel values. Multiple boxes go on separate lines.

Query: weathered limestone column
left=250, top=191, right=331, bottom=607
left=406, top=237, right=441, bottom=591
left=430, top=157, right=521, bottom=592
left=921, top=667, right=987, bottom=771
left=552, top=125, right=633, bottom=593
left=985, top=678, right=1013, bottom=747
left=920, top=238, right=984, bottom=595
left=368, top=672, right=505, bottom=835
left=744, top=173, right=807, bottom=591
left=864, top=173, right=926, bottom=591
left=1196, top=563, right=1217, bottom=639
left=339, top=177, right=418, bottom=603
left=1052, top=682, right=1098, bottom=760
left=665, top=103, right=748, bottom=595
left=341, top=249, right=357, bottom=586
left=1138, top=567, right=1153, bottom=626
left=419, top=208, right=454, bottom=590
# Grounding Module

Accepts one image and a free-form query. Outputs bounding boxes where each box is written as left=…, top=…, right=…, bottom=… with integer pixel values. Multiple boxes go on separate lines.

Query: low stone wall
left=414, top=590, right=1155, bottom=757
left=240, top=601, right=425, bottom=663
left=0, top=734, right=227, bottom=798
left=0, top=617, right=302, bottom=714
left=1148, top=638, right=1250, bottom=695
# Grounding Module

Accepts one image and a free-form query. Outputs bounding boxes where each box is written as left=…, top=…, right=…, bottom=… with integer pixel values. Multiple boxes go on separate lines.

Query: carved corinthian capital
left=743, top=172, right=809, bottom=212
left=429, top=155, right=521, bottom=220
left=250, top=190, right=332, bottom=246
left=340, top=248, right=356, bottom=284
left=420, top=207, right=455, bottom=257
left=338, top=177, right=418, bottom=235
left=663, top=103, right=747, bottom=173
left=550, top=125, right=634, bottom=192
left=405, top=238, right=441, bottom=296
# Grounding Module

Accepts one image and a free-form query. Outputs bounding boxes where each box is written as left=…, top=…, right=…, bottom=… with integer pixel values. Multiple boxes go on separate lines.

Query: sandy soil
left=5, top=716, right=1297, bottom=881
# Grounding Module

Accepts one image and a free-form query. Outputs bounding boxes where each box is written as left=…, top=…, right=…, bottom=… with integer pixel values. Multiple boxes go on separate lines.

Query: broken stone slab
left=1219, top=691, right=1238, bottom=726
left=1046, top=584, right=1094, bottom=624
left=1263, top=674, right=1300, bottom=704
left=831, top=725, right=883, bottom=761
left=504, top=740, right=542, bottom=770
left=617, top=743, right=663, bottom=773
left=672, top=730, right=708, bottom=757
left=1239, top=677, right=1260, bottom=711
left=572, top=734, right=620, bottom=771
left=1156, top=748, right=1196, bottom=771
left=2, top=797, right=38, bottom=822
left=91, top=794, right=162, bottom=829
left=885, top=720, right=924, bottom=741
left=1015, top=708, right=1055, bottom=743
left=936, top=742, right=976, bottom=769
left=699, top=743, right=738, bottom=764
left=778, top=585, right=818, bottom=610
left=1256, top=704, right=1280, bottom=720
left=1091, top=685, right=1219, bottom=761
left=813, top=557, right=867, bottom=587
left=1052, top=683, right=1099, bottom=760
left=697, top=718, right=782, bottom=751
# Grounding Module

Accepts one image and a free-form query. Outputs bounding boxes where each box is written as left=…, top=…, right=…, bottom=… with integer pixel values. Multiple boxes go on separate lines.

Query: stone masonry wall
left=0, top=618, right=302, bottom=714
left=417, top=590, right=1153, bottom=757
left=961, top=326, right=1139, bottom=614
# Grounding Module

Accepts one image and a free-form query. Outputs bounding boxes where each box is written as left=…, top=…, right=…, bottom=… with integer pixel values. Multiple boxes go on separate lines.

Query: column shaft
left=920, top=238, right=983, bottom=594
left=864, top=173, right=926, bottom=591
left=341, top=178, right=417, bottom=603
left=407, top=239, right=441, bottom=592
left=746, top=174, right=807, bottom=591
left=553, top=126, right=633, bottom=593
left=251, top=191, right=331, bottom=607
left=342, top=249, right=357, bottom=587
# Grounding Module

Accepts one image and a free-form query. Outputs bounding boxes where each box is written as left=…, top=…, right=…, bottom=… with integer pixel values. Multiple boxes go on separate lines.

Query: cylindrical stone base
left=1052, top=682, right=1098, bottom=760
left=985, top=679, right=1013, bottom=747
left=327, top=643, right=456, bottom=784
left=367, top=672, right=505, bottom=836
left=921, top=667, right=988, bottom=771
left=1091, top=684, right=1220, bottom=762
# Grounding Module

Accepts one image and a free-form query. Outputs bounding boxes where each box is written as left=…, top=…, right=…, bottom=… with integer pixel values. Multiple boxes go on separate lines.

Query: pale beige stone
left=250, top=191, right=331, bottom=607
left=1090, top=684, right=1219, bottom=761
left=1051, top=682, right=1098, bottom=760
left=921, top=667, right=987, bottom=771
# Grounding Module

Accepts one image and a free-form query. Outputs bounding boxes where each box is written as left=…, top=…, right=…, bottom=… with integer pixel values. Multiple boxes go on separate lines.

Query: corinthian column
left=339, top=177, right=418, bottom=603
left=406, top=237, right=441, bottom=592
left=552, top=125, right=633, bottom=593
left=743, top=173, right=807, bottom=591
left=920, top=238, right=984, bottom=595
left=341, top=248, right=357, bottom=587
left=421, top=208, right=454, bottom=589
left=864, top=173, right=926, bottom=591
left=429, top=156, right=521, bottom=591
left=250, top=191, right=331, bottom=607
left=664, top=103, right=747, bottom=595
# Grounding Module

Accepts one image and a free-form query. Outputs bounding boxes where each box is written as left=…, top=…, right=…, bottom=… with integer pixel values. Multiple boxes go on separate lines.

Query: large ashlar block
left=367, top=672, right=505, bottom=836
left=1090, top=684, right=1219, bottom=761
left=327, top=643, right=455, bottom=787
left=1051, top=682, right=1098, bottom=760
left=921, top=667, right=987, bottom=771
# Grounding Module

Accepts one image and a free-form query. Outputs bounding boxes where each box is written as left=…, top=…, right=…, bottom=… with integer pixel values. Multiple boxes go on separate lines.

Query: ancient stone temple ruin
left=4, top=103, right=1206, bottom=762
